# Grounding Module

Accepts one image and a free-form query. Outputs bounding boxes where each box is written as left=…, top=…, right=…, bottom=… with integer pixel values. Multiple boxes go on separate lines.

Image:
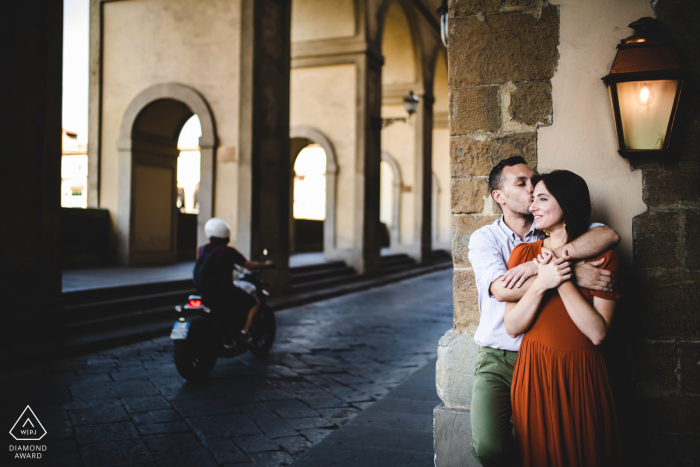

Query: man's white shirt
left=467, top=217, right=604, bottom=351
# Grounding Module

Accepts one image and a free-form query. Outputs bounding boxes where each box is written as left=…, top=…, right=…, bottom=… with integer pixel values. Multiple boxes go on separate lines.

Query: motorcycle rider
left=196, top=218, right=273, bottom=346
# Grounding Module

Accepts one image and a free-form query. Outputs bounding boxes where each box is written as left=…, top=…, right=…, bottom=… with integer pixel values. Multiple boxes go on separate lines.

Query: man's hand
left=501, top=260, right=538, bottom=289
left=534, top=249, right=572, bottom=291
left=573, top=258, right=616, bottom=293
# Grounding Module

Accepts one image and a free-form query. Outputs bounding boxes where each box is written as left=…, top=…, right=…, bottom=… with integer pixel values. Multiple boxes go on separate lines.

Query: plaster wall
left=539, top=0, right=653, bottom=264
left=291, top=0, right=355, bottom=42
left=290, top=64, right=357, bottom=250
left=99, top=0, right=241, bottom=243
left=381, top=104, right=416, bottom=246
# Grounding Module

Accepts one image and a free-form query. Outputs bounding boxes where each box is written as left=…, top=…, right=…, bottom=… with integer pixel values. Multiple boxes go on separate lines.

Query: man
left=196, top=218, right=273, bottom=346
left=467, top=157, right=620, bottom=466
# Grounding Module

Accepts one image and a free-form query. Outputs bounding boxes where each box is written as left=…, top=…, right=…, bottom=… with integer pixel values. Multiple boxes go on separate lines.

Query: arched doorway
left=289, top=126, right=339, bottom=258
left=380, top=151, right=402, bottom=249
left=176, top=115, right=202, bottom=260
left=116, top=83, right=216, bottom=265
left=292, top=143, right=326, bottom=253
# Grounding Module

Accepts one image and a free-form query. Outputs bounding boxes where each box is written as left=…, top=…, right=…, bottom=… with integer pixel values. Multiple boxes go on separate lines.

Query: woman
left=504, top=170, right=621, bottom=467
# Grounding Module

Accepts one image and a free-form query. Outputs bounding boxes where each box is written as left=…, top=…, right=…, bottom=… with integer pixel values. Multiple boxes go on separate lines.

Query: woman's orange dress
left=509, top=240, right=621, bottom=467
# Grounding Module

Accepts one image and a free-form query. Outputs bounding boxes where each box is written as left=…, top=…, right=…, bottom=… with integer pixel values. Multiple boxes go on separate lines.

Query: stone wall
left=439, top=0, right=700, bottom=465
left=449, top=0, right=557, bottom=338
left=625, top=1, right=700, bottom=465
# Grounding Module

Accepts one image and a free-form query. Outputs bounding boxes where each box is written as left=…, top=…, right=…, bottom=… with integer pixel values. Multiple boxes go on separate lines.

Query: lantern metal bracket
left=381, top=117, right=407, bottom=129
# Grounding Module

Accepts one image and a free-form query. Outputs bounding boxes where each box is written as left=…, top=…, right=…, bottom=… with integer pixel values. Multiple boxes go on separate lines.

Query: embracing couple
left=468, top=157, right=622, bottom=467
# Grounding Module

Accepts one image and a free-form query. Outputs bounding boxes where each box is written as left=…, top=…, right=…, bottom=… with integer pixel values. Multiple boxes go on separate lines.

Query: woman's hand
left=501, top=260, right=538, bottom=289
left=533, top=248, right=571, bottom=291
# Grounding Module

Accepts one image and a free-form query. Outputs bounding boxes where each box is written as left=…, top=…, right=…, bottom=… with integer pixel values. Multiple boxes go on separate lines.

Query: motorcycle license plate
left=170, top=322, right=190, bottom=340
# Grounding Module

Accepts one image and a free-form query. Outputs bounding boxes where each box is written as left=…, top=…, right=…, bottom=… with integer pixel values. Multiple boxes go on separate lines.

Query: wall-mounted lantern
left=382, top=91, right=420, bottom=129
left=403, top=90, right=419, bottom=115
left=602, top=17, right=683, bottom=157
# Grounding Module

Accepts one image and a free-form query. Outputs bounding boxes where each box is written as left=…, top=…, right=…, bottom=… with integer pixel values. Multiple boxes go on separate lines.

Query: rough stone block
left=643, top=169, right=700, bottom=207
left=450, top=86, right=500, bottom=135
left=683, top=210, right=700, bottom=269
left=449, top=6, right=559, bottom=88
left=505, top=0, right=542, bottom=7
left=451, top=178, right=489, bottom=214
left=645, top=396, right=700, bottom=433
left=451, top=133, right=537, bottom=178
left=433, top=404, right=480, bottom=467
left=675, top=118, right=700, bottom=168
left=509, top=81, right=552, bottom=127
left=638, top=270, right=700, bottom=338
left=636, top=343, right=679, bottom=391
left=453, top=215, right=501, bottom=268
left=436, top=331, right=479, bottom=408
left=680, top=342, right=700, bottom=393
left=453, top=270, right=479, bottom=333
left=452, top=0, right=501, bottom=17
left=633, top=211, right=682, bottom=269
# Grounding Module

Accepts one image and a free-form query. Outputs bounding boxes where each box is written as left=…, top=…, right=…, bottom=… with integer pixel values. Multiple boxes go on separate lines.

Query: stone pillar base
left=434, top=403, right=479, bottom=467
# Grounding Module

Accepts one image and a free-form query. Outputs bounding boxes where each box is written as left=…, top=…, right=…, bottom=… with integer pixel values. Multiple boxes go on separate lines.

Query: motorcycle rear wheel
left=174, top=341, right=217, bottom=381
left=250, top=305, right=276, bottom=358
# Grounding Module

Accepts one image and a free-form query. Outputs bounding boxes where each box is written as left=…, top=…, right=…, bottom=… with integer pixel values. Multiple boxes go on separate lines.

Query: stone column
left=351, top=52, right=383, bottom=275
left=1, top=1, right=63, bottom=352
left=408, top=92, right=434, bottom=264
left=624, top=3, right=700, bottom=463
left=434, top=1, right=558, bottom=465
left=237, top=0, right=292, bottom=293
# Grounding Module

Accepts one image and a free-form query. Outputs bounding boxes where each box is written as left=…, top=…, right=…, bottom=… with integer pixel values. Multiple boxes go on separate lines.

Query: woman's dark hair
left=531, top=170, right=591, bottom=243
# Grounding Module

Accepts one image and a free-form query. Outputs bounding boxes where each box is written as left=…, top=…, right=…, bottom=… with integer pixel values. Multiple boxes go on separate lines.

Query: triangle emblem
left=9, top=406, right=47, bottom=441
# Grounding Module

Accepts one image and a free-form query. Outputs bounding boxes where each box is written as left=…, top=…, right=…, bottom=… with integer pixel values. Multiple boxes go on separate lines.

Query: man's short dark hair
left=488, top=156, right=529, bottom=196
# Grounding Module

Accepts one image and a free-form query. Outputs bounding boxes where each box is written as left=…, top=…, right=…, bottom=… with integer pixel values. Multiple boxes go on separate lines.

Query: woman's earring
left=544, top=230, right=550, bottom=237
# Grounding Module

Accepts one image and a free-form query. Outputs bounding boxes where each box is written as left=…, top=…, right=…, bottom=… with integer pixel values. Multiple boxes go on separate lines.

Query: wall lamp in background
left=381, top=91, right=420, bottom=129
left=602, top=17, right=684, bottom=157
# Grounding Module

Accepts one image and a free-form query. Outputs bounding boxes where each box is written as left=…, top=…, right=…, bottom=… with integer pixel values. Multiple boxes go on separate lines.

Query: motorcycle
left=170, top=267, right=276, bottom=381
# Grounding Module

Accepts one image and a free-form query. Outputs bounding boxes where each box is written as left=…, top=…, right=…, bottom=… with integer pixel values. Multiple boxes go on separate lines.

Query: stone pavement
left=3, top=269, right=452, bottom=466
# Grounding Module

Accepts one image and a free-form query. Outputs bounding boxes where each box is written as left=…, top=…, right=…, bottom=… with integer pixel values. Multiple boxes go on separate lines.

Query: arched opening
left=176, top=115, right=202, bottom=260
left=289, top=126, right=339, bottom=259
left=117, top=83, right=216, bottom=265
left=292, top=143, right=327, bottom=253
left=380, top=152, right=402, bottom=249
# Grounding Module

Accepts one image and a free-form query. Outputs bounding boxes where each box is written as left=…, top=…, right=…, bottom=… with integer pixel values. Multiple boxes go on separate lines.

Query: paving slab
left=79, top=439, right=154, bottom=467
left=74, top=421, right=140, bottom=445
left=187, top=413, right=262, bottom=439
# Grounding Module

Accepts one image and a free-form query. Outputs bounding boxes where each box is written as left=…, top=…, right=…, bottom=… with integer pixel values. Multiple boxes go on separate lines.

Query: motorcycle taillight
left=189, top=299, right=202, bottom=308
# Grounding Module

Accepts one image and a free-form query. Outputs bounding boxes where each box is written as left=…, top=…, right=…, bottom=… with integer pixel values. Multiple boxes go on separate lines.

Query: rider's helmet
left=204, top=218, right=231, bottom=240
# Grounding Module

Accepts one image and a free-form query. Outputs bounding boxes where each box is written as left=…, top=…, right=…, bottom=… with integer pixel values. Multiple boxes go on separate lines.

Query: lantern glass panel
left=616, top=79, right=678, bottom=150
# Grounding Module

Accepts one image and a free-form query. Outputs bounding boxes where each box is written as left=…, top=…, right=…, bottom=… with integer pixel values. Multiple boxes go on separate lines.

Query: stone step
left=58, top=251, right=452, bottom=352
left=290, top=265, right=357, bottom=285
left=42, top=259, right=453, bottom=362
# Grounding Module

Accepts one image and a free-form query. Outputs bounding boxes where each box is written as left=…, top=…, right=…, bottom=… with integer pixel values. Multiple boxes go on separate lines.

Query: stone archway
left=289, top=126, right=339, bottom=258
left=381, top=151, right=403, bottom=248
left=116, top=83, right=216, bottom=265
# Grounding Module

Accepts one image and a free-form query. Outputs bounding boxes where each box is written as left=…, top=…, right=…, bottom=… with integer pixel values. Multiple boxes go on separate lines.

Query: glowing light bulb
left=635, top=82, right=654, bottom=106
